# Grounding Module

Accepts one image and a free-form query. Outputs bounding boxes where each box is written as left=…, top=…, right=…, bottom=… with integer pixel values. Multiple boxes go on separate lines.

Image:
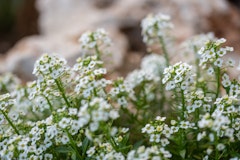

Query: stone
left=0, top=28, right=127, bottom=81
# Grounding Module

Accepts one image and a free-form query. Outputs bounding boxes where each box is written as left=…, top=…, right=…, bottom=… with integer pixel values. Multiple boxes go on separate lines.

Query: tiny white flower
left=50, top=69, right=62, bottom=79
left=89, top=122, right=99, bottom=132
left=59, top=117, right=71, bottom=129
left=44, top=154, right=53, bottom=160
left=121, top=128, right=129, bottom=133
left=225, top=128, right=234, bottom=138
left=160, top=138, right=169, bottom=146
left=87, top=146, right=96, bottom=157
left=194, top=100, right=203, bottom=108
left=217, top=48, right=227, bottom=57
left=180, top=121, right=190, bottom=129
left=88, top=61, right=96, bottom=69
left=155, top=116, right=166, bottom=121
left=166, top=81, right=175, bottom=90
left=197, top=131, right=206, bottom=141
left=142, top=124, right=155, bottom=134
left=93, top=68, right=107, bottom=75
left=203, top=104, right=211, bottom=112
left=109, top=110, right=119, bottom=119
left=207, top=67, right=214, bottom=75
left=150, top=134, right=160, bottom=143
left=174, top=75, right=183, bottom=83
left=61, top=135, right=70, bottom=144
left=18, top=141, right=28, bottom=151
left=222, top=79, right=231, bottom=88
left=226, top=58, right=235, bottom=67
left=117, top=97, right=127, bottom=107
left=214, top=58, right=223, bottom=67
left=69, top=108, right=78, bottom=116
left=187, top=105, right=197, bottom=113
left=0, top=115, right=5, bottom=124
left=216, top=143, right=225, bottom=151
left=162, top=125, right=173, bottom=137
left=206, top=147, right=213, bottom=155
left=209, top=133, right=215, bottom=142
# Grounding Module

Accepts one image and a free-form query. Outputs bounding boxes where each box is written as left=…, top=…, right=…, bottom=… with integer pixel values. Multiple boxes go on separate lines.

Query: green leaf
left=71, top=152, right=77, bottom=160
left=133, top=140, right=144, bottom=149
left=82, top=137, right=90, bottom=155
left=180, top=149, right=186, bottom=159
left=55, top=146, right=74, bottom=153
left=122, top=133, right=129, bottom=145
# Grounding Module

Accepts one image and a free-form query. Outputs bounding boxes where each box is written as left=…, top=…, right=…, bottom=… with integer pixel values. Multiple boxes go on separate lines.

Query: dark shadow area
left=93, top=0, right=115, bottom=9
left=0, top=0, right=39, bottom=54
left=119, top=19, right=146, bottom=53
left=228, top=0, right=240, bottom=8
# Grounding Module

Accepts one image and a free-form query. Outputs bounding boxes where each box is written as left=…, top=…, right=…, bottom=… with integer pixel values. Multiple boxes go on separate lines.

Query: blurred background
left=0, top=0, right=240, bottom=81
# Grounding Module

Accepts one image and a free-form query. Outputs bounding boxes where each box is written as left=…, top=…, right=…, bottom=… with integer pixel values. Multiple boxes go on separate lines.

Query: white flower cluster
left=0, top=52, right=126, bottom=159
left=125, top=53, right=165, bottom=88
left=79, top=28, right=111, bottom=48
left=29, top=54, right=74, bottom=113
left=124, top=53, right=166, bottom=108
left=195, top=95, right=240, bottom=156
left=182, top=32, right=216, bottom=52
left=142, top=116, right=177, bottom=142
left=109, top=79, right=130, bottom=108
left=86, top=127, right=129, bottom=159
left=0, top=117, right=57, bottom=159
left=221, top=73, right=240, bottom=97
left=127, top=145, right=172, bottom=160
left=0, top=93, right=13, bottom=111
left=33, top=54, right=69, bottom=80
left=78, top=97, right=120, bottom=140
left=73, top=56, right=111, bottom=99
left=0, top=96, right=121, bottom=159
left=162, top=62, right=194, bottom=91
left=198, top=38, right=234, bottom=68
left=0, top=73, right=20, bottom=93
left=141, top=13, right=173, bottom=44
left=141, top=116, right=195, bottom=147
left=185, top=90, right=212, bottom=114
left=87, top=143, right=125, bottom=160
left=79, top=28, right=112, bottom=56
left=125, top=69, right=158, bottom=89
left=141, top=53, right=166, bottom=76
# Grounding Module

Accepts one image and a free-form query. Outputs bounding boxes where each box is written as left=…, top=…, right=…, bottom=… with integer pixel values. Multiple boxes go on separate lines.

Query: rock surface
left=1, top=0, right=239, bottom=81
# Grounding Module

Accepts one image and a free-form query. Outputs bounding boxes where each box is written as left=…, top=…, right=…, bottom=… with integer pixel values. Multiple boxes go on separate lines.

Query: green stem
left=66, top=130, right=83, bottom=160
left=180, top=129, right=187, bottom=159
left=122, top=107, right=142, bottom=125
left=44, top=96, right=54, bottom=112
left=215, top=67, right=221, bottom=98
left=180, top=89, right=187, bottom=159
left=214, top=133, right=219, bottom=160
left=110, top=137, right=118, bottom=149
left=159, top=36, right=170, bottom=66
left=95, top=45, right=101, bottom=60
left=181, top=89, right=186, bottom=120
left=160, top=80, right=166, bottom=115
left=195, top=108, right=200, bottom=125
left=55, top=79, right=71, bottom=108
left=193, top=45, right=200, bottom=85
left=1, top=110, right=20, bottom=135
left=93, top=88, right=98, bottom=97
